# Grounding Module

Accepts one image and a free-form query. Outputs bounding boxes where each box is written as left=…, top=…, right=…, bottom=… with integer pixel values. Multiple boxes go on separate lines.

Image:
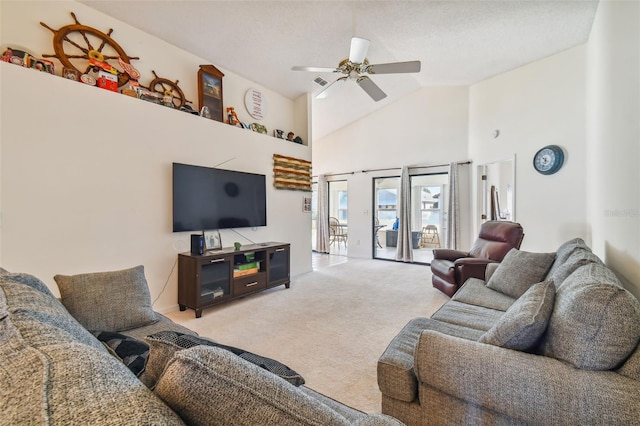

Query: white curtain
left=395, top=166, right=413, bottom=262
left=446, top=162, right=460, bottom=249
left=315, top=174, right=330, bottom=253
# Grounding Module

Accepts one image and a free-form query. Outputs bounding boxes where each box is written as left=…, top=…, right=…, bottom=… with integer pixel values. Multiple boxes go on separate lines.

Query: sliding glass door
left=373, top=173, right=447, bottom=264
left=328, top=180, right=348, bottom=255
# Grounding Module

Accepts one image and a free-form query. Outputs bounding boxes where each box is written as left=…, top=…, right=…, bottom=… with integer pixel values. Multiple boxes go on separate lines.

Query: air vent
left=313, top=76, right=329, bottom=87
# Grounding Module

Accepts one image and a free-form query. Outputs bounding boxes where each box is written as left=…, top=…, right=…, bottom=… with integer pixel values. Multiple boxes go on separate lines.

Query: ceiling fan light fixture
left=349, top=37, right=370, bottom=64
left=292, top=36, right=418, bottom=101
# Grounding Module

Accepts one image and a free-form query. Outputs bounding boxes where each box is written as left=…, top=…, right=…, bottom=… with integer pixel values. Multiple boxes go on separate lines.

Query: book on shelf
left=233, top=267, right=259, bottom=277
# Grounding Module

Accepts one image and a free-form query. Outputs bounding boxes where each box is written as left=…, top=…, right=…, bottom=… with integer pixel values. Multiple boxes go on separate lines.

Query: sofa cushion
left=479, top=280, right=555, bottom=351
left=0, top=285, right=184, bottom=425
left=550, top=238, right=591, bottom=267
left=452, top=278, right=516, bottom=311
left=1, top=291, right=50, bottom=425
left=0, top=272, right=54, bottom=298
left=431, top=301, right=505, bottom=331
left=486, top=249, right=555, bottom=298
left=55, top=265, right=158, bottom=332
left=92, top=330, right=149, bottom=377
left=540, top=263, right=640, bottom=370
left=145, top=331, right=305, bottom=388
left=377, top=317, right=483, bottom=403
left=119, top=313, right=197, bottom=342
left=618, top=345, right=640, bottom=381
left=546, top=247, right=601, bottom=289
left=155, top=346, right=350, bottom=426
left=0, top=279, right=107, bottom=352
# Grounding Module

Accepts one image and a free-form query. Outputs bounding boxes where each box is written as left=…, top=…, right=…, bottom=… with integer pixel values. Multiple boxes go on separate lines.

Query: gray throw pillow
left=486, top=249, right=555, bottom=298
left=55, top=265, right=157, bottom=332
left=145, top=331, right=305, bottom=388
left=154, top=346, right=347, bottom=426
left=540, top=263, right=640, bottom=370
left=479, top=280, right=555, bottom=351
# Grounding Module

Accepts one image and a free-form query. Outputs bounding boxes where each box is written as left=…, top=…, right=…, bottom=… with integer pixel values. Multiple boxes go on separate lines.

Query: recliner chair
left=431, top=221, right=524, bottom=296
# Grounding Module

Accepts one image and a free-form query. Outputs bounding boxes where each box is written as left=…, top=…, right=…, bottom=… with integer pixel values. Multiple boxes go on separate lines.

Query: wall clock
left=533, top=145, right=565, bottom=175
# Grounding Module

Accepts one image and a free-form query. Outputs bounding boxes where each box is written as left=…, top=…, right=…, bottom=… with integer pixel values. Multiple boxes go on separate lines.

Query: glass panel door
left=373, top=177, right=400, bottom=261
left=311, top=181, right=318, bottom=251
left=328, top=180, right=348, bottom=255
left=410, top=173, right=448, bottom=264
left=373, top=173, right=448, bottom=264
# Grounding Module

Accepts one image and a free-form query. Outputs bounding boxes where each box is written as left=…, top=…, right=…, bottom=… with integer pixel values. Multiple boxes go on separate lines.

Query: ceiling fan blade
left=349, top=37, right=370, bottom=64
left=315, top=77, right=347, bottom=99
left=367, top=61, right=421, bottom=74
left=357, top=76, right=387, bottom=102
left=292, top=65, right=338, bottom=73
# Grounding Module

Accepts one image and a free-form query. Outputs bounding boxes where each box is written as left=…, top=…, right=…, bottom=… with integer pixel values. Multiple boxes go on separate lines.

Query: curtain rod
left=313, top=161, right=471, bottom=178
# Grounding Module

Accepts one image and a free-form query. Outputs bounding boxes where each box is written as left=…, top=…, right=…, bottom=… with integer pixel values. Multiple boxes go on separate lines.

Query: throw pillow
left=55, top=265, right=157, bottom=332
left=539, top=263, right=640, bottom=370
left=479, top=280, right=555, bottom=351
left=91, top=330, right=150, bottom=377
left=154, top=346, right=344, bottom=426
left=145, top=331, right=305, bottom=387
left=486, top=249, right=555, bottom=299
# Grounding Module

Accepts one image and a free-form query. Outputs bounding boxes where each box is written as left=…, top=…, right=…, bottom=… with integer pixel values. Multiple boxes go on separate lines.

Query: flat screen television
left=172, top=162, right=267, bottom=232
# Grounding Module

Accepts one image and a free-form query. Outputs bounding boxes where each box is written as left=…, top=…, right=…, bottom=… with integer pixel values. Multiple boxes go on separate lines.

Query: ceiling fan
left=292, top=37, right=421, bottom=102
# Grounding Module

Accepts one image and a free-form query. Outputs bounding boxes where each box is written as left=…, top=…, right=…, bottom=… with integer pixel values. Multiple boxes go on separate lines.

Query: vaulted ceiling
left=82, top=1, right=599, bottom=139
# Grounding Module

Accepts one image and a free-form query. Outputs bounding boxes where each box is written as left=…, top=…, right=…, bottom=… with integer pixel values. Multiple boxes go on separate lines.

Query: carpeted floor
left=166, top=257, right=449, bottom=414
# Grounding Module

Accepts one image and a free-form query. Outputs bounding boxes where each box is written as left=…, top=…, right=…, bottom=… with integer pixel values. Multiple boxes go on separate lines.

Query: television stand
left=177, top=242, right=290, bottom=318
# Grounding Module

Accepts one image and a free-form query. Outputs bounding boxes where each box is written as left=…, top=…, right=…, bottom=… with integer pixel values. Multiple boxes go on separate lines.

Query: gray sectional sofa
left=378, top=238, right=640, bottom=425
left=1, top=265, right=402, bottom=425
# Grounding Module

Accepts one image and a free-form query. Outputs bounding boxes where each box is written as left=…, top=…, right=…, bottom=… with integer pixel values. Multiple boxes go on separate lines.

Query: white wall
left=469, top=45, right=588, bottom=251
left=314, top=86, right=470, bottom=257
left=586, top=0, right=640, bottom=298
left=0, top=2, right=312, bottom=311
left=0, top=1, right=307, bottom=140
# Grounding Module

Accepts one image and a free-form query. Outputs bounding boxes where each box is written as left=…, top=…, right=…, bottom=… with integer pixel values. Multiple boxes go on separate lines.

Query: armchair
left=430, top=221, right=524, bottom=296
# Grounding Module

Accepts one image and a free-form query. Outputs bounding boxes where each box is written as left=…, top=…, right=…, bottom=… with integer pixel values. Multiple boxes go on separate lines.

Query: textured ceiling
left=81, top=1, right=599, bottom=139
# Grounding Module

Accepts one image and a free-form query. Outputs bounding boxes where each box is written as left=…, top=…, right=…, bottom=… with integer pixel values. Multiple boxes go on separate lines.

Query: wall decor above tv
left=273, top=154, right=312, bottom=191
left=173, top=162, right=267, bottom=232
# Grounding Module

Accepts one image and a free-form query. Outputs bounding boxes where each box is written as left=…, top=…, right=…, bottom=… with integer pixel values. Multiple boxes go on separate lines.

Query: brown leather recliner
left=431, top=221, right=524, bottom=296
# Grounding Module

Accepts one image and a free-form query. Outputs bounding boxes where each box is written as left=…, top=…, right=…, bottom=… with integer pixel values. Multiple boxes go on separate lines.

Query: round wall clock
left=533, top=145, right=565, bottom=175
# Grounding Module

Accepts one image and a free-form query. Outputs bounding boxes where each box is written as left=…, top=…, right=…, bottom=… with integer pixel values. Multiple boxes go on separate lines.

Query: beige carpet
left=166, top=258, right=449, bottom=414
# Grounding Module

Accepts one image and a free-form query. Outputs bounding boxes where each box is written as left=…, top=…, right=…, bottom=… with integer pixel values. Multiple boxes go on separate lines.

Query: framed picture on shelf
left=198, top=64, right=224, bottom=122
left=62, top=67, right=79, bottom=81
left=204, top=230, right=222, bottom=251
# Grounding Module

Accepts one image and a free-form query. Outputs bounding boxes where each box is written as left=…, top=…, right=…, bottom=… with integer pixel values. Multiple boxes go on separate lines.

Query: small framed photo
left=303, top=196, right=312, bottom=212
left=62, top=67, right=79, bottom=81
left=274, top=129, right=285, bottom=139
left=204, top=230, right=222, bottom=251
left=27, top=56, right=54, bottom=74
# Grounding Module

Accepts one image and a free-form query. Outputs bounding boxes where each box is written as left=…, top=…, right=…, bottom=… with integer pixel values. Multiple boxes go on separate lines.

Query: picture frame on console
left=205, top=230, right=222, bottom=251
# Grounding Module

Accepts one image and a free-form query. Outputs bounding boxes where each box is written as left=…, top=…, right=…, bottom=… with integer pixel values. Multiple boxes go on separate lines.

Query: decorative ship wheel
left=143, top=70, right=191, bottom=109
left=40, top=12, right=139, bottom=87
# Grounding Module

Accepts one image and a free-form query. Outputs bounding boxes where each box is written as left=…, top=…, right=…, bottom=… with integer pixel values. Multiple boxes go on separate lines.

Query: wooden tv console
left=177, top=242, right=290, bottom=318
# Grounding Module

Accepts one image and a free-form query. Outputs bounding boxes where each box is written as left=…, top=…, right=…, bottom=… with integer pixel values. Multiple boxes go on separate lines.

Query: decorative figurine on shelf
left=118, top=56, right=141, bottom=97
left=226, top=107, right=246, bottom=128
left=200, top=106, right=211, bottom=119
left=287, top=132, right=304, bottom=144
